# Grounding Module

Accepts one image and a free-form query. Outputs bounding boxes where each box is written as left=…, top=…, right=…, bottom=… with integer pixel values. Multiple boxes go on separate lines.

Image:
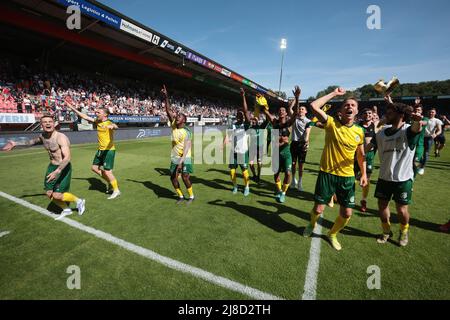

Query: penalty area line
left=0, top=190, right=282, bottom=300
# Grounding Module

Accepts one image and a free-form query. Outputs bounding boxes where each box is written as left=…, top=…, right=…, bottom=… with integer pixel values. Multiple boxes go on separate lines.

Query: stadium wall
left=0, top=126, right=228, bottom=148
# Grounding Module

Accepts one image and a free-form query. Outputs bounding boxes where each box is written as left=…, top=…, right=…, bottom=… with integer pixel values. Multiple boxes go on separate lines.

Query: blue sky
left=99, top=0, right=450, bottom=98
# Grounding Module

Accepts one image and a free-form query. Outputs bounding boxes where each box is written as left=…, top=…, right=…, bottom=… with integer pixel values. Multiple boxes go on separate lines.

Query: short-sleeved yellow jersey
left=171, top=120, right=192, bottom=159
left=320, top=116, right=364, bottom=177
left=96, top=119, right=115, bottom=151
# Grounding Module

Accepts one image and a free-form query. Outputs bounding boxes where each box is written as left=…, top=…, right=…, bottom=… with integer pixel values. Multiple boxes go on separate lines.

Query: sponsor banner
left=186, top=52, right=208, bottom=66
left=220, top=68, right=231, bottom=78
left=57, top=0, right=121, bottom=28
left=202, top=118, right=221, bottom=123
left=256, top=86, right=267, bottom=94
left=187, top=117, right=199, bottom=123
left=159, top=39, right=186, bottom=56
left=136, top=129, right=162, bottom=138
left=214, top=65, right=223, bottom=73
left=0, top=113, right=36, bottom=124
left=120, top=19, right=160, bottom=45
left=108, top=115, right=160, bottom=123
left=242, top=79, right=250, bottom=86
left=231, top=73, right=244, bottom=82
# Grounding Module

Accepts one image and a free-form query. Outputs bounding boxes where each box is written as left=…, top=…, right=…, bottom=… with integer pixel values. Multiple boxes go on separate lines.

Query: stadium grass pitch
left=0, top=130, right=449, bottom=300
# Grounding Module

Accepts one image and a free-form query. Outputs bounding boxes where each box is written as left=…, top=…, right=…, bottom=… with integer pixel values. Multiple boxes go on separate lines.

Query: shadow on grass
left=126, top=178, right=174, bottom=200
left=73, top=177, right=105, bottom=193
left=427, top=159, right=450, bottom=167
left=46, top=201, right=63, bottom=214
left=154, top=168, right=171, bottom=176
left=354, top=206, right=443, bottom=234
left=206, top=168, right=230, bottom=176
left=20, top=193, right=46, bottom=198
left=259, top=200, right=377, bottom=240
left=208, top=199, right=304, bottom=235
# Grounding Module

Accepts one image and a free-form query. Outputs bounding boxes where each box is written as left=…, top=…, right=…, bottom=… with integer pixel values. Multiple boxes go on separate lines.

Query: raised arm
left=257, top=94, right=276, bottom=124
left=409, top=112, right=424, bottom=134
left=64, top=97, right=96, bottom=123
left=1, top=136, right=42, bottom=151
left=240, top=88, right=251, bottom=123
left=46, top=134, right=71, bottom=182
left=107, top=122, right=119, bottom=130
left=310, top=88, right=346, bottom=123
left=161, top=85, right=175, bottom=123
left=288, top=85, right=301, bottom=117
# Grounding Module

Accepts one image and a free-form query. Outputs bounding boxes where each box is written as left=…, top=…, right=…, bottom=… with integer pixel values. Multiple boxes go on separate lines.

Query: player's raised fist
left=334, top=88, right=346, bottom=96
left=293, top=85, right=301, bottom=98
left=411, top=112, right=423, bottom=122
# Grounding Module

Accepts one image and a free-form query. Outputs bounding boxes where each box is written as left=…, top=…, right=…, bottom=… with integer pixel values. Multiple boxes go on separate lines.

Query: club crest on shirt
left=355, top=135, right=361, bottom=143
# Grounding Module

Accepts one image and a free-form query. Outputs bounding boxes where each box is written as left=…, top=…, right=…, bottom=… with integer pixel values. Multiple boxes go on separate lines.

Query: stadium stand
left=0, top=57, right=237, bottom=124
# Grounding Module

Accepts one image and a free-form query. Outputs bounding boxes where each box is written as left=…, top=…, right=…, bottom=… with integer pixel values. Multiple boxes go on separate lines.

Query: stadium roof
left=0, top=0, right=286, bottom=103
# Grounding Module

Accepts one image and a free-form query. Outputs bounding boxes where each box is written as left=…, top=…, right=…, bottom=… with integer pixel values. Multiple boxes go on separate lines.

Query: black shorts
left=290, top=141, right=308, bottom=164
left=435, top=135, right=446, bottom=144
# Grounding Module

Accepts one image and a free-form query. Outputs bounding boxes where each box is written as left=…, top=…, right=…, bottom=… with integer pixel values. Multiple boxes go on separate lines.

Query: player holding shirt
left=65, top=97, right=121, bottom=199
left=303, top=88, right=367, bottom=251
left=161, top=85, right=194, bottom=204
left=366, top=102, right=423, bottom=246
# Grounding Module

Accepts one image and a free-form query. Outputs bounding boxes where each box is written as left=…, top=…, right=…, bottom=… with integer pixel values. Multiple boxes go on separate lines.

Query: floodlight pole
left=278, top=50, right=285, bottom=94
left=278, top=39, right=287, bottom=96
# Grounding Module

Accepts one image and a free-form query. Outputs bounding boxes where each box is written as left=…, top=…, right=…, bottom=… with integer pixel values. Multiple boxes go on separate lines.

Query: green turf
left=0, top=130, right=449, bottom=300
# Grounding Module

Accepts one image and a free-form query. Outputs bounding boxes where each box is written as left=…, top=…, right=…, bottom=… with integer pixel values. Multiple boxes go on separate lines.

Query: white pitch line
left=0, top=191, right=282, bottom=300
left=0, top=230, right=11, bottom=238
left=301, top=217, right=323, bottom=300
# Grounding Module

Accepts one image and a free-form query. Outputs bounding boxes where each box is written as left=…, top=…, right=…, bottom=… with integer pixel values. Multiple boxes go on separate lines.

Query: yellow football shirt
left=171, top=120, right=192, bottom=159
left=96, top=119, right=115, bottom=151
left=320, top=116, right=364, bottom=177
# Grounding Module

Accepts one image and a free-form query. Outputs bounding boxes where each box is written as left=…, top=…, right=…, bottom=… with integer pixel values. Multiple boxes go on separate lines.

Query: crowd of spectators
left=0, top=59, right=237, bottom=125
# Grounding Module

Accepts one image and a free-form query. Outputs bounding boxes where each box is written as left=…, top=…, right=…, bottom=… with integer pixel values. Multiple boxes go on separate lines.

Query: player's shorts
left=314, top=171, right=356, bottom=208
left=229, top=152, right=249, bottom=170
left=44, top=163, right=72, bottom=193
left=435, top=135, right=446, bottom=144
left=92, top=149, right=116, bottom=170
left=249, top=142, right=263, bottom=163
left=290, top=141, right=308, bottom=164
left=415, top=146, right=424, bottom=163
left=169, top=158, right=193, bottom=175
left=274, top=144, right=292, bottom=173
left=374, top=179, right=413, bottom=205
